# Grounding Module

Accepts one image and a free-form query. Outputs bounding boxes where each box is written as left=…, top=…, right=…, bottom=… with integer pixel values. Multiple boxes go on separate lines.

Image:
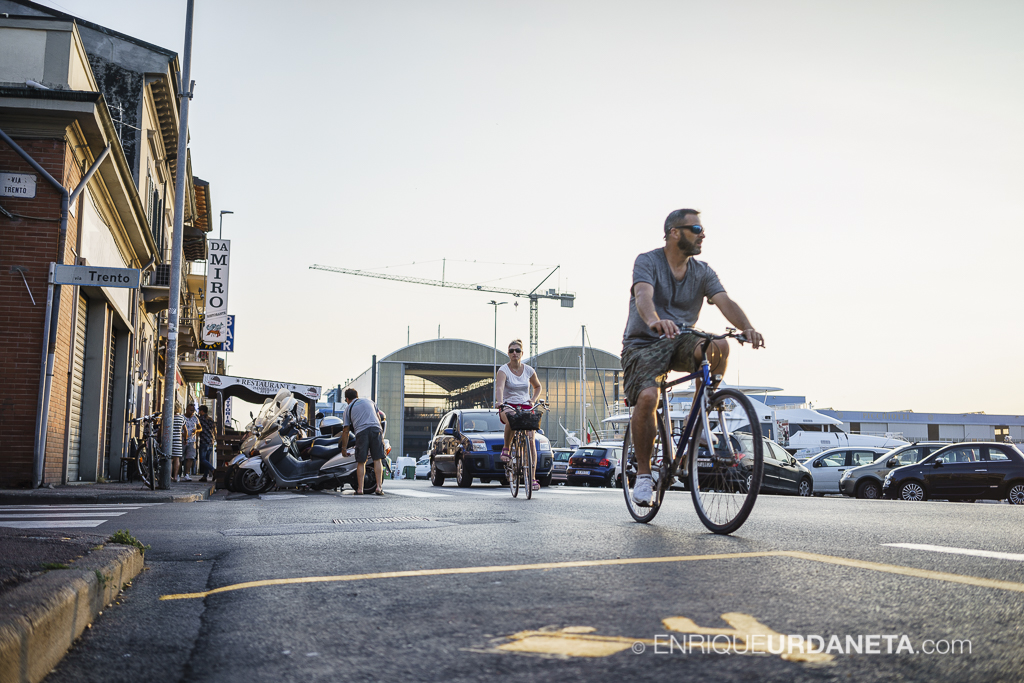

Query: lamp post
left=218, top=210, right=233, bottom=239
left=488, top=300, right=507, bottom=405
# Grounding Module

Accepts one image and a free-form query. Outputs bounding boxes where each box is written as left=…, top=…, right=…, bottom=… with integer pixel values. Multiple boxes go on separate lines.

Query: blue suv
left=429, top=409, right=553, bottom=487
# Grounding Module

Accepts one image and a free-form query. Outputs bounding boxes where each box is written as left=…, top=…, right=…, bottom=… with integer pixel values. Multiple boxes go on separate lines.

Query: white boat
left=602, top=383, right=908, bottom=458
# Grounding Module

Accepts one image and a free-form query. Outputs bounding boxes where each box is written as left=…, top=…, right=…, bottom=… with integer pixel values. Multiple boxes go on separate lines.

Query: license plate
left=697, top=459, right=712, bottom=468
left=575, top=470, right=590, bottom=475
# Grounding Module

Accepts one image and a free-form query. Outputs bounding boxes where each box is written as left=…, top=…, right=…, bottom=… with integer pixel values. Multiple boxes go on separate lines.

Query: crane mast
left=309, top=263, right=574, bottom=357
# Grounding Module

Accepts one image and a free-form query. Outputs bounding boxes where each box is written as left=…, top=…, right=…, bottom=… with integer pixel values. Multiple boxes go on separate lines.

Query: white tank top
left=499, top=363, right=534, bottom=405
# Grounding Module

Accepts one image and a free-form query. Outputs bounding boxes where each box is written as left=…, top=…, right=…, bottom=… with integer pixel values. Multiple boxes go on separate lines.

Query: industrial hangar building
left=335, top=339, right=622, bottom=459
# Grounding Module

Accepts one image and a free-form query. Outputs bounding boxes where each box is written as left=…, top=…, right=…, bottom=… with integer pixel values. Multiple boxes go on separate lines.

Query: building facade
left=0, top=2, right=215, bottom=486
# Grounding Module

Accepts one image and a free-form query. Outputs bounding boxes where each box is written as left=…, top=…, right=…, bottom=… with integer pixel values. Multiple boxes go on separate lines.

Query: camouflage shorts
left=622, top=333, right=702, bottom=406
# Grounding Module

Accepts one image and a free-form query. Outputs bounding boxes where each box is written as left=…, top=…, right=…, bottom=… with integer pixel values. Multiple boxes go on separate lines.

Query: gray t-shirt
left=343, top=398, right=381, bottom=433
left=621, top=248, right=726, bottom=351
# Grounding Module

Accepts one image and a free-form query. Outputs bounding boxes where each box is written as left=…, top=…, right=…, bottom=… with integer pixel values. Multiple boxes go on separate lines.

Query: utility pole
left=158, top=0, right=196, bottom=489
left=489, top=300, right=507, bottom=404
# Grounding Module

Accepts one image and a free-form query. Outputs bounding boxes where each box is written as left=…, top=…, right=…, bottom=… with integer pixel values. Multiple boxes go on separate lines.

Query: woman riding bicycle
left=494, top=338, right=543, bottom=491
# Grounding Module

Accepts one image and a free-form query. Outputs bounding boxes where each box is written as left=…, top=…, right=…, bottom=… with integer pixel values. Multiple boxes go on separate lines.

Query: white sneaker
left=633, top=475, right=655, bottom=507
left=182, top=474, right=192, bottom=481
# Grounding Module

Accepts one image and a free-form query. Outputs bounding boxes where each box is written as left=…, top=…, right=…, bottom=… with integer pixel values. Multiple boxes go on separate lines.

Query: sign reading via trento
left=0, top=172, right=36, bottom=198
left=203, top=239, right=230, bottom=342
left=53, top=264, right=141, bottom=288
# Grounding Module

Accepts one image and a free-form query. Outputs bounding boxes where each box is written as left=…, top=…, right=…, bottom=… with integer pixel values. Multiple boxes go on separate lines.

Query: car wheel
left=455, top=457, right=473, bottom=488
left=615, top=474, right=623, bottom=489
left=899, top=481, right=925, bottom=501
left=430, top=459, right=445, bottom=487
left=605, top=473, right=616, bottom=489
left=1008, top=483, right=1024, bottom=505
left=797, top=478, right=812, bottom=497
left=857, top=481, right=881, bottom=500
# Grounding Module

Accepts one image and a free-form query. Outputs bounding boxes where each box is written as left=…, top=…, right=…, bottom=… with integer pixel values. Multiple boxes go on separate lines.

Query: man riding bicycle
left=622, top=208, right=764, bottom=507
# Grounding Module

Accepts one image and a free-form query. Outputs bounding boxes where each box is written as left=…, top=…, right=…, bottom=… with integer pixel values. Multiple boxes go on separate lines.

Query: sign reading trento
left=0, top=172, right=36, bottom=198
left=53, top=265, right=141, bottom=288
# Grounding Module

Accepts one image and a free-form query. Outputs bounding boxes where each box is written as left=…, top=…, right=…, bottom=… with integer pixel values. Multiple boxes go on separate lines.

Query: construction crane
left=309, top=263, right=574, bottom=357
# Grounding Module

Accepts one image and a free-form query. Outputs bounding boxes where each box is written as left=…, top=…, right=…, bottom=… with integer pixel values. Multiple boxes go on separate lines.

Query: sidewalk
left=0, top=479, right=213, bottom=682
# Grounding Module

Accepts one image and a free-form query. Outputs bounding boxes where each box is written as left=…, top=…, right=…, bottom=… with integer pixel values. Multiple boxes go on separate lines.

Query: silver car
left=551, top=448, right=573, bottom=484
left=840, top=442, right=946, bottom=499
left=802, top=447, right=893, bottom=495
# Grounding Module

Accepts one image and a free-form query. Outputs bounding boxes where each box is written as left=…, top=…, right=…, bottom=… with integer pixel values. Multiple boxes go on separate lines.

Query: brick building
left=0, top=4, right=215, bottom=487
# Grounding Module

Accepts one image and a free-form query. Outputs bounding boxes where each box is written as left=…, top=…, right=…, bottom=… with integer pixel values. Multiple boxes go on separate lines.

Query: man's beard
left=676, top=235, right=702, bottom=256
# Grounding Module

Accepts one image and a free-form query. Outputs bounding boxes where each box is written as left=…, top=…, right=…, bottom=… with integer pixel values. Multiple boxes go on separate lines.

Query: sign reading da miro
left=203, top=239, right=230, bottom=343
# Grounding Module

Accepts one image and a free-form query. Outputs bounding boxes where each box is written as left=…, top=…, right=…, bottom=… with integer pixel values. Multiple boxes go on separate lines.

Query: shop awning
left=202, top=373, right=321, bottom=406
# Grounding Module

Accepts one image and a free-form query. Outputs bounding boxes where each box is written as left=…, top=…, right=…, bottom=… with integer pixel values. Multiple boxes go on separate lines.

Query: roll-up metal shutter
left=67, top=294, right=88, bottom=482
left=103, top=323, right=116, bottom=479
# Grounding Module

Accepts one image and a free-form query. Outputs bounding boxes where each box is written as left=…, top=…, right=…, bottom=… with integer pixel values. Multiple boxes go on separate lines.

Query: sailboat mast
left=580, top=325, right=586, bottom=443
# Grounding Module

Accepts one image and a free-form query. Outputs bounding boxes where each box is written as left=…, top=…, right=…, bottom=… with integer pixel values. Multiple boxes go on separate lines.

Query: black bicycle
left=129, top=413, right=162, bottom=490
left=621, top=329, right=764, bottom=534
left=501, top=402, right=546, bottom=500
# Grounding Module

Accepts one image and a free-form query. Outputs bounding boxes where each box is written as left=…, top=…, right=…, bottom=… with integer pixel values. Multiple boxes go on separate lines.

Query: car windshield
left=460, top=413, right=505, bottom=433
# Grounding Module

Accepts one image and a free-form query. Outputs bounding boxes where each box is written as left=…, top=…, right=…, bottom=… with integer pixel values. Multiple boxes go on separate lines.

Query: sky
left=35, top=0, right=1024, bottom=415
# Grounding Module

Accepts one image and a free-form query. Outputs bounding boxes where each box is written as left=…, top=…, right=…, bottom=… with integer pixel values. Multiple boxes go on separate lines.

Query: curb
left=0, top=544, right=145, bottom=683
left=0, top=482, right=215, bottom=505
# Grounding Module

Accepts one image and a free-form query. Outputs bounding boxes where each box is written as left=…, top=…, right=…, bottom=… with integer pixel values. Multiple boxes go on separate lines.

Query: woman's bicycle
left=501, top=401, right=546, bottom=500
left=129, top=413, right=163, bottom=490
left=621, top=328, right=765, bottom=534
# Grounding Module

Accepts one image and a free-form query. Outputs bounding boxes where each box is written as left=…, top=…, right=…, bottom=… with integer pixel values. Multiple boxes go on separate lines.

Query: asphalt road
left=39, top=481, right=1024, bottom=683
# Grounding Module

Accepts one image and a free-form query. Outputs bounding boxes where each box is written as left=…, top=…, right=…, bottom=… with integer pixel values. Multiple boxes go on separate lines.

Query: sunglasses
left=673, top=224, right=703, bottom=235
left=508, top=348, right=522, bottom=354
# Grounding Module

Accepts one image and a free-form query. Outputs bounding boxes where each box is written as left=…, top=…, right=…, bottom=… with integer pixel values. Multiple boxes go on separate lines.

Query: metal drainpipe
left=0, top=126, right=109, bottom=487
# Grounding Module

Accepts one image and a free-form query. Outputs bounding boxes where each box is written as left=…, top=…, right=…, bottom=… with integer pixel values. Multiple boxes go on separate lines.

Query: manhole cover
left=332, top=516, right=430, bottom=525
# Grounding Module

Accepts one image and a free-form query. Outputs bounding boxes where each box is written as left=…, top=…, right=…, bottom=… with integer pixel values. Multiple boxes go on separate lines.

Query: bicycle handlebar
left=664, top=327, right=755, bottom=346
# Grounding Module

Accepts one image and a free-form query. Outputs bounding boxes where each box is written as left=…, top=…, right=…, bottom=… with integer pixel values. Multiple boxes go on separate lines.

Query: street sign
left=53, top=264, right=140, bottom=288
left=0, top=172, right=36, bottom=198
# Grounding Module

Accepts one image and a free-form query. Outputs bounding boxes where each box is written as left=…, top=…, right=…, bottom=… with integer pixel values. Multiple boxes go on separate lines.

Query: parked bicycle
left=501, top=401, right=546, bottom=500
left=621, top=328, right=764, bottom=534
left=129, top=412, right=162, bottom=490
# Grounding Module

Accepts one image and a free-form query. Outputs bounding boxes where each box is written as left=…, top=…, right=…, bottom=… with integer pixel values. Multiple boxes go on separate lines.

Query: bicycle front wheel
left=138, top=438, right=156, bottom=490
left=621, top=411, right=670, bottom=523
left=688, top=388, right=763, bottom=534
left=507, top=432, right=522, bottom=498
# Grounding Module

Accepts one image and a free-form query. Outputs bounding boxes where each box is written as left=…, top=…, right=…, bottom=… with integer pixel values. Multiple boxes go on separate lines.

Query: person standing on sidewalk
left=180, top=403, right=201, bottom=482
left=196, top=405, right=216, bottom=482
left=171, top=407, right=184, bottom=482
left=339, top=389, right=386, bottom=495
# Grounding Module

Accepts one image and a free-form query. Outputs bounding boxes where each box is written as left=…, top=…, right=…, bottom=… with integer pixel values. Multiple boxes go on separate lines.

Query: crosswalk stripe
left=384, top=489, right=450, bottom=498
left=0, top=520, right=108, bottom=528
left=0, top=512, right=131, bottom=518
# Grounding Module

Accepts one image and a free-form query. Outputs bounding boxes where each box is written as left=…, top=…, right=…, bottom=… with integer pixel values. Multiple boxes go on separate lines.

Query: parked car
left=801, top=447, right=893, bottom=496
left=882, top=442, right=1024, bottom=503
left=428, top=409, right=553, bottom=487
left=839, top=442, right=946, bottom=499
left=566, top=443, right=623, bottom=487
left=551, top=448, right=573, bottom=484
left=694, top=433, right=813, bottom=496
left=415, top=454, right=430, bottom=480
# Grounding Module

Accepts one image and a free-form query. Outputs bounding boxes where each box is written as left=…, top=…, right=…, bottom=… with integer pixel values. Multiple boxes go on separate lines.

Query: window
left=995, top=426, right=1010, bottom=441
left=852, top=451, right=880, bottom=466
left=896, top=448, right=923, bottom=465
left=770, top=443, right=792, bottom=463
left=820, top=452, right=846, bottom=467
left=985, top=447, right=1011, bottom=462
left=927, top=424, right=940, bottom=440
left=944, top=447, right=981, bottom=463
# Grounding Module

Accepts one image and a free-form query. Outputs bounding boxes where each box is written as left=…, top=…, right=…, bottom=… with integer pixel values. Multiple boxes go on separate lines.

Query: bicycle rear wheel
left=687, top=388, right=763, bottom=534
left=621, top=411, right=670, bottom=523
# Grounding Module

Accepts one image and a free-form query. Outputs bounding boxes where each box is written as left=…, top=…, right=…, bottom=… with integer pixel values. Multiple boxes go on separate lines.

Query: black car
left=566, top=444, right=623, bottom=487
left=695, top=433, right=814, bottom=496
left=428, top=409, right=553, bottom=487
left=882, top=442, right=1024, bottom=503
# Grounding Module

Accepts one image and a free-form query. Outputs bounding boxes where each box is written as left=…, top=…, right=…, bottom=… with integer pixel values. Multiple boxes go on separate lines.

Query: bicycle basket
left=508, top=408, right=542, bottom=431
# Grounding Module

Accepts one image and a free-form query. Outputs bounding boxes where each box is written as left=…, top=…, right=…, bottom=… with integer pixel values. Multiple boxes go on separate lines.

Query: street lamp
left=488, top=300, right=507, bottom=405
left=218, top=210, right=233, bottom=239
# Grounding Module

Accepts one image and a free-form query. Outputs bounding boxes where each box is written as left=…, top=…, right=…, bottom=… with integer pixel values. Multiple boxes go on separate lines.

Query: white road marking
left=383, top=489, right=450, bottom=498
left=883, top=543, right=1024, bottom=562
left=0, top=504, right=158, bottom=510
left=0, top=520, right=107, bottom=528
left=258, top=493, right=306, bottom=500
left=0, top=512, right=130, bottom=518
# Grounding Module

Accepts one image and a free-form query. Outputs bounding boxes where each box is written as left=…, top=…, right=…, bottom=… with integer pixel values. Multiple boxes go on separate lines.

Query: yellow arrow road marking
left=160, top=549, right=1024, bottom=600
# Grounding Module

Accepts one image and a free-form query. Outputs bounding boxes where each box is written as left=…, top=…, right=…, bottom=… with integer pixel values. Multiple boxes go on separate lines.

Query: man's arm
left=634, top=282, right=680, bottom=338
left=709, top=292, right=764, bottom=348
left=341, top=426, right=351, bottom=452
